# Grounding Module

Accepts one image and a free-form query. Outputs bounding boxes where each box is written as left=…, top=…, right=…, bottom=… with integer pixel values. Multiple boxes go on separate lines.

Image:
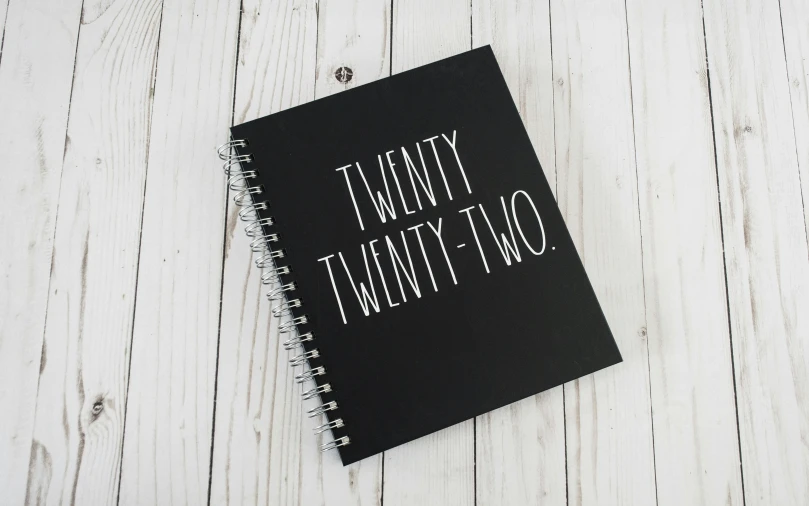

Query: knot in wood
left=91, top=401, right=104, bottom=416
left=335, top=66, right=353, bottom=84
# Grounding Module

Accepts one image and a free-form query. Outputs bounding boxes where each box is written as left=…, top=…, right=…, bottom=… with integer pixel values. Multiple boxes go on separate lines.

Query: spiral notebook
left=218, top=46, right=622, bottom=465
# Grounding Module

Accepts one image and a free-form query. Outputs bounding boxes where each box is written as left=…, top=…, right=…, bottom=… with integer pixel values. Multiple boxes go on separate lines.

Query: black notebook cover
left=230, top=46, right=621, bottom=465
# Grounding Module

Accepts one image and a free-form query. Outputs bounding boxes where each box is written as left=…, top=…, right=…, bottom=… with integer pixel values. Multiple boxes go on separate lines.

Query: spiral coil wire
left=217, top=138, right=350, bottom=453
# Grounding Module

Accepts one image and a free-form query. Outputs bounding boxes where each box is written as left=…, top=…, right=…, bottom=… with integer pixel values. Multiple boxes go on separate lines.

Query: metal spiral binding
left=283, top=332, right=314, bottom=350
left=302, top=383, right=332, bottom=400
left=217, top=138, right=350, bottom=454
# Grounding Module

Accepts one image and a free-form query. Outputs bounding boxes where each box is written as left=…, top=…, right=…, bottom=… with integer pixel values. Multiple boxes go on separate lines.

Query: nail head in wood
left=335, top=66, right=353, bottom=83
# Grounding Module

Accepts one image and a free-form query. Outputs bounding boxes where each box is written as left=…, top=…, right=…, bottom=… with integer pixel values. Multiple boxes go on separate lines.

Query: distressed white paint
left=22, top=0, right=163, bottom=504
left=625, top=0, right=744, bottom=504
left=117, top=0, right=240, bottom=504
left=0, top=0, right=83, bottom=503
left=1, top=0, right=807, bottom=504
left=702, top=0, right=809, bottom=503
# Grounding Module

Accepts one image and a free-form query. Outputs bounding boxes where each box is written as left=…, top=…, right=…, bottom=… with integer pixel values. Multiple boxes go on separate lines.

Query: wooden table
left=1, top=0, right=807, bottom=504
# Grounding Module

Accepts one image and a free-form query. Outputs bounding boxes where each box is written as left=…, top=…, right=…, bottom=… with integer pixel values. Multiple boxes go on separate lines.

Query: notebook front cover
left=231, top=46, right=622, bottom=465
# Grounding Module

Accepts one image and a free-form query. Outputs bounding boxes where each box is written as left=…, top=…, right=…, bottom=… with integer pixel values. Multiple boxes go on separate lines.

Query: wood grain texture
left=779, top=0, right=809, bottom=237
left=116, top=0, right=240, bottom=504
left=209, top=1, right=382, bottom=504
left=702, top=0, right=809, bottom=503
left=624, top=0, right=744, bottom=504
left=23, top=0, right=163, bottom=504
left=471, top=2, right=566, bottom=505
left=383, top=1, right=475, bottom=505
left=0, top=0, right=83, bottom=503
left=549, top=0, right=657, bottom=504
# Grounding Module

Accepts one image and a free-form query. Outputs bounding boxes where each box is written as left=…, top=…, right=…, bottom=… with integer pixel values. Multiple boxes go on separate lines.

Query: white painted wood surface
left=702, top=0, right=809, bottom=504
left=23, top=1, right=163, bottom=504
left=117, top=0, right=240, bottom=504
left=1, top=0, right=807, bottom=504
left=0, top=1, right=83, bottom=504
left=624, top=1, right=744, bottom=505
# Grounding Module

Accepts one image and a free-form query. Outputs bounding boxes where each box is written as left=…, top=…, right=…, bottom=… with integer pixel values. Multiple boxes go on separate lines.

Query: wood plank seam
left=113, top=3, right=167, bottom=505
left=625, top=6, right=662, bottom=506
left=206, top=5, right=246, bottom=505
left=619, top=0, right=659, bottom=503
left=625, top=0, right=746, bottom=503
left=775, top=0, right=809, bottom=247
left=0, top=0, right=11, bottom=65
left=546, top=3, right=569, bottom=505
left=698, top=1, right=751, bottom=503
left=701, top=1, right=807, bottom=504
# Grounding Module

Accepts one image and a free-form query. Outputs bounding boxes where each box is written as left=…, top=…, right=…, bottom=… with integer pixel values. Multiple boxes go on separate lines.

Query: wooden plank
left=22, top=0, right=163, bottom=503
left=702, top=0, right=809, bottom=503
left=624, top=0, right=745, bottom=504
left=116, top=0, right=240, bottom=504
left=779, top=0, right=809, bottom=236
left=383, top=1, right=474, bottom=505
left=471, top=2, right=566, bottom=506
left=0, top=0, right=83, bottom=503
left=209, top=1, right=382, bottom=504
left=549, top=0, right=657, bottom=504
